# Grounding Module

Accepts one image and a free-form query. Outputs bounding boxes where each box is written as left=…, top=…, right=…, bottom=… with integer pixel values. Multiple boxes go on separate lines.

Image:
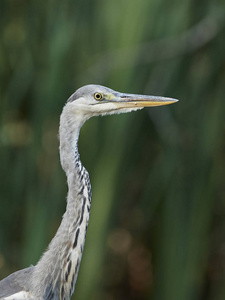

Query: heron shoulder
left=0, top=266, right=34, bottom=299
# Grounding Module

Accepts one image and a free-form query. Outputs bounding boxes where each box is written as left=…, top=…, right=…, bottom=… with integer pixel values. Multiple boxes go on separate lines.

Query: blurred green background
left=0, top=1, right=225, bottom=299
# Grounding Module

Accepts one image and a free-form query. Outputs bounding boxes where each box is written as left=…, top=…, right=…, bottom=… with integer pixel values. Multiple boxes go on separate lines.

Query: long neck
left=32, top=108, right=91, bottom=299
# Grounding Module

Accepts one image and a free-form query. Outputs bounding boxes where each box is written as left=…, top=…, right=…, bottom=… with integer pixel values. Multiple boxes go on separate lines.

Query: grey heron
left=0, top=85, right=178, bottom=300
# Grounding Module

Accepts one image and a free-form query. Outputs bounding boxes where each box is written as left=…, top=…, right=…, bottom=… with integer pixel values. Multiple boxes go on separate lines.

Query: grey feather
left=0, top=85, right=177, bottom=299
left=0, top=266, right=34, bottom=298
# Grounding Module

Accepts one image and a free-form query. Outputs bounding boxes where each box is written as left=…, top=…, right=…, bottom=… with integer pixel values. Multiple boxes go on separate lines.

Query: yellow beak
left=112, top=92, right=178, bottom=108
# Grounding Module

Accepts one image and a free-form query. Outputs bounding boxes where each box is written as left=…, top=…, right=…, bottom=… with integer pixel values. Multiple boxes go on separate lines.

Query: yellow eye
left=94, top=92, right=103, bottom=101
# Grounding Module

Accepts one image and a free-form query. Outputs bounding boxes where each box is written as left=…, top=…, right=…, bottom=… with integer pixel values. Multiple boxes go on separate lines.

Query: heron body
left=0, top=85, right=178, bottom=299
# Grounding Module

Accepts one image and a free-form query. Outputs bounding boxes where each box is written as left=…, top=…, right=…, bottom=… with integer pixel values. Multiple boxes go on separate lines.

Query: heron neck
left=32, top=109, right=92, bottom=299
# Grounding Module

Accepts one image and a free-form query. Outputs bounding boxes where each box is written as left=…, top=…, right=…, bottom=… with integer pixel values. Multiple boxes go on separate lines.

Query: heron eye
left=94, top=93, right=103, bottom=101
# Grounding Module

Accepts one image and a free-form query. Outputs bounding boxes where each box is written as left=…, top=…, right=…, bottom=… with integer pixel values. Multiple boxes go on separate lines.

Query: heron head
left=65, top=84, right=178, bottom=119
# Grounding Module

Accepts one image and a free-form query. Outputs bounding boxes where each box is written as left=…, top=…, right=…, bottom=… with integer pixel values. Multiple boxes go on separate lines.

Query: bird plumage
left=0, top=267, right=34, bottom=298
left=0, top=85, right=178, bottom=299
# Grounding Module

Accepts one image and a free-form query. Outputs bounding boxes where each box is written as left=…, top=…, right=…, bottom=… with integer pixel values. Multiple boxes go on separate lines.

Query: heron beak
left=112, top=92, right=178, bottom=108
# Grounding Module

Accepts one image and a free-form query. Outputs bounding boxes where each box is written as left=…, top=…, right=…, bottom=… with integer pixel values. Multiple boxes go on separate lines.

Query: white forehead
left=67, top=85, right=116, bottom=103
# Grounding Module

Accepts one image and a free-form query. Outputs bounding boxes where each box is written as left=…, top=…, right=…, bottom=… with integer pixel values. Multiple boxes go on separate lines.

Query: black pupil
left=96, top=93, right=101, bottom=99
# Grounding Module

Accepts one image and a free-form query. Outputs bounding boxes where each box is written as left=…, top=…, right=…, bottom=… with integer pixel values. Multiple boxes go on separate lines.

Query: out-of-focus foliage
left=0, top=0, right=225, bottom=299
